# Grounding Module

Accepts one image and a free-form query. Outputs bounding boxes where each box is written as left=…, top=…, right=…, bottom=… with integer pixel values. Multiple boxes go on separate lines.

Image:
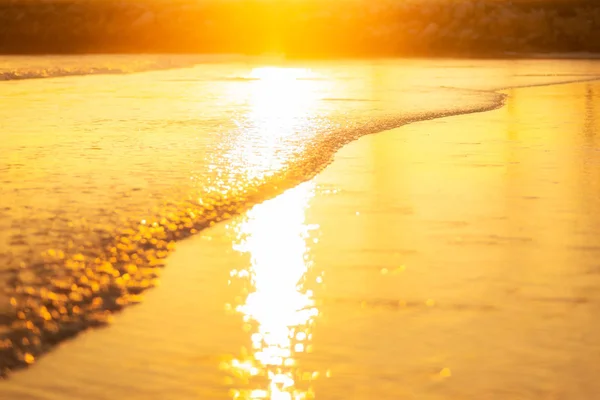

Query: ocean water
left=0, top=55, right=599, bottom=378
left=1, top=78, right=600, bottom=400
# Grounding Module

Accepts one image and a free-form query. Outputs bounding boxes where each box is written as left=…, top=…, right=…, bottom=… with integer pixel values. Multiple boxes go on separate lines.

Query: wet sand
left=2, top=81, right=600, bottom=399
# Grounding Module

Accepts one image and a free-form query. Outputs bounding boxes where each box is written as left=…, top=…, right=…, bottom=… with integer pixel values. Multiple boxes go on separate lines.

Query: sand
left=2, top=81, right=600, bottom=399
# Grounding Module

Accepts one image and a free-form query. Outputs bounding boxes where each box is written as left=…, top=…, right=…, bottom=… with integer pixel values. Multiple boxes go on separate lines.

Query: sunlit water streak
left=225, top=182, right=319, bottom=400
left=0, top=57, right=599, bottom=375
left=217, top=67, right=322, bottom=399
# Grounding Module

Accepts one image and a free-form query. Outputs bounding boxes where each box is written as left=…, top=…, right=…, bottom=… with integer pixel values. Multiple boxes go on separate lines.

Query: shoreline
left=1, top=65, right=600, bottom=377
left=2, top=55, right=600, bottom=86
left=0, top=58, right=518, bottom=377
left=2, top=79, right=600, bottom=399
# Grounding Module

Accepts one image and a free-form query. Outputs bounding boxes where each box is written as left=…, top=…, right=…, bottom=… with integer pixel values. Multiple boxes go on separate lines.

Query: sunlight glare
left=224, top=67, right=323, bottom=182
left=228, top=181, right=318, bottom=399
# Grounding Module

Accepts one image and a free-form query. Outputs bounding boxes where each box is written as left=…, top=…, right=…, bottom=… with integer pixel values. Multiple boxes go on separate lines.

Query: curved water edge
left=0, top=62, right=599, bottom=377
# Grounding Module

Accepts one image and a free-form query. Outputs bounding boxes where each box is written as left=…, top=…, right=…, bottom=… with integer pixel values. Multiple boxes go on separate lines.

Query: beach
left=2, top=76, right=600, bottom=399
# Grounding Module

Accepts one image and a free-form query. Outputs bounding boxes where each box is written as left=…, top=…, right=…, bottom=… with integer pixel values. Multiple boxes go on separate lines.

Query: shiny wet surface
left=1, top=81, right=600, bottom=399
left=3, top=57, right=569, bottom=373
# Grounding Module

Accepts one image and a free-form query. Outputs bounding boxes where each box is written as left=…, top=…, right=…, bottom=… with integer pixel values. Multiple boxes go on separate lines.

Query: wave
left=0, top=87, right=506, bottom=377
left=0, top=59, right=599, bottom=377
left=0, top=54, right=245, bottom=82
left=0, top=67, right=141, bottom=81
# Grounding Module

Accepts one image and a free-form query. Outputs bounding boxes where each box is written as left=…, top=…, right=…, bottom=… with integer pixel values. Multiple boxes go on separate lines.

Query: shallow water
left=1, top=81, right=599, bottom=400
left=0, top=56, right=599, bottom=377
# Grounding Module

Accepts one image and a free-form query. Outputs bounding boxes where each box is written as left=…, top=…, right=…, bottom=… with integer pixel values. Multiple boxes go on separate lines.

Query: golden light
left=221, top=68, right=326, bottom=399
left=227, top=180, right=318, bottom=400
left=222, top=67, right=324, bottom=182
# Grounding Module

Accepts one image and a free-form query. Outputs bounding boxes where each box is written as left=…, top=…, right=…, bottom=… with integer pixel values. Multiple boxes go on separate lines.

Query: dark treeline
left=1, top=0, right=599, bottom=57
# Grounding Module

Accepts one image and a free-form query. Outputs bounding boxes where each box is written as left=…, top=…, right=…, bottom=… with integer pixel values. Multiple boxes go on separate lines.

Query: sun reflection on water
left=225, top=181, right=319, bottom=400
left=221, top=67, right=326, bottom=183
left=217, top=66, right=325, bottom=399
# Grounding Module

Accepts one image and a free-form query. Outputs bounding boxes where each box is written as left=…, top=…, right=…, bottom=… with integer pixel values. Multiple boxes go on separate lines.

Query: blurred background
left=0, top=0, right=599, bottom=56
